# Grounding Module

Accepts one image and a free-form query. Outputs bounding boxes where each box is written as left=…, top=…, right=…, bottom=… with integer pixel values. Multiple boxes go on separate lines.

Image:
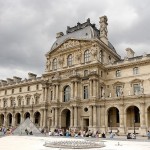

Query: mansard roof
left=50, top=18, right=116, bottom=53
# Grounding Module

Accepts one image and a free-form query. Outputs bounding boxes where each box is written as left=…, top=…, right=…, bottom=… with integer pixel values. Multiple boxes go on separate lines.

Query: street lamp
left=110, top=120, right=112, bottom=133
left=133, top=119, right=136, bottom=139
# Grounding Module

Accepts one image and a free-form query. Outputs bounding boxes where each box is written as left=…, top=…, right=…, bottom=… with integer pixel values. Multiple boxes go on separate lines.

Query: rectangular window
left=19, top=87, right=22, bottom=92
left=133, top=67, right=139, bottom=75
left=116, top=70, right=121, bottom=77
left=12, top=89, right=14, bottom=94
left=133, top=84, right=140, bottom=95
left=5, top=90, right=7, bottom=95
left=36, top=84, right=39, bottom=90
left=83, top=86, right=88, bottom=99
left=26, top=98, right=30, bottom=105
left=50, top=91, right=53, bottom=100
left=27, top=86, right=30, bottom=91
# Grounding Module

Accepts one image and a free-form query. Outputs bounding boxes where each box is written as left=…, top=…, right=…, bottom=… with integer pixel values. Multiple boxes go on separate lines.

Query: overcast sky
left=0, top=0, right=150, bottom=80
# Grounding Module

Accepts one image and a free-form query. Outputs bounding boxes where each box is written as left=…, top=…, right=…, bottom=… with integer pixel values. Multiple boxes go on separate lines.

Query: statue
left=46, top=58, right=51, bottom=71
left=140, top=85, right=144, bottom=94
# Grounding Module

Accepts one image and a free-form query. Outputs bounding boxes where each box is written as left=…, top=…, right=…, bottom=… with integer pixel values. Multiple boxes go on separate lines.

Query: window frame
left=52, top=58, right=57, bottom=70
left=67, top=54, right=73, bottom=67
left=83, top=85, right=88, bottom=99
left=64, top=85, right=71, bottom=102
left=84, top=50, right=90, bottom=63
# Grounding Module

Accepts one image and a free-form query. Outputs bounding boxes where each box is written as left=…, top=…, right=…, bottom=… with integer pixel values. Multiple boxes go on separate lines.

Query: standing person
left=147, top=131, right=150, bottom=140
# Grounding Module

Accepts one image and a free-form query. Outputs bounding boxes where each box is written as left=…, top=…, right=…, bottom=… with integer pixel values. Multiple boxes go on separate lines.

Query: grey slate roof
left=51, top=26, right=99, bottom=51
left=50, top=19, right=117, bottom=53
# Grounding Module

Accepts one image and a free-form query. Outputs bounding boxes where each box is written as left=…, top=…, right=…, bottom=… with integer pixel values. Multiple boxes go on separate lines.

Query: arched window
left=64, top=86, right=71, bottom=102
left=84, top=50, right=90, bottom=63
left=67, top=54, right=73, bottom=66
left=52, top=58, right=57, bottom=70
left=99, top=50, right=103, bottom=63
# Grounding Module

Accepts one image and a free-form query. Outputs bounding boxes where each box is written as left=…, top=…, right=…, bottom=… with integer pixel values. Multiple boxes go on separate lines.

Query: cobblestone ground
left=0, top=135, right=150, bottom=150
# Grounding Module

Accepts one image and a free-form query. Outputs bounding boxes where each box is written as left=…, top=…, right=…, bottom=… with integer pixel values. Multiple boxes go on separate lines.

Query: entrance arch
left=0, top=114, right=4, bottom=126
left=61, top=109, right=71, bottom=129
left=107, top=107, right=120, bottom=129
left=7, top=113, right=12, bottom=127
left=24, top=112, right=30, bottom=119
left=126, top=106, right=140, bottom=127
left=15, top=113, right=21, bottom=125
left=34, top=111, right=41, bottom=126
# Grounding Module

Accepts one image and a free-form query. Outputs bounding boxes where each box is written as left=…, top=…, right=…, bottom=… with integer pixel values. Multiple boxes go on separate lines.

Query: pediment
left=113, top=81, right=125, bottom=86
left=48, top=38, right=92, bottom=55
left=130, top=78, right=143, bottom=84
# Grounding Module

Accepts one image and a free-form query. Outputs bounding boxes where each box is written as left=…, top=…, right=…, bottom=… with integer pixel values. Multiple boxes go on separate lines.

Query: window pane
left=84, top=86, right=88, bottom=99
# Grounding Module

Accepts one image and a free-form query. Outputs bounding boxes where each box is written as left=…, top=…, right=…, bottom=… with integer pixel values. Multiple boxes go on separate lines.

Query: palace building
left=0, top=16, right=150, bottom=135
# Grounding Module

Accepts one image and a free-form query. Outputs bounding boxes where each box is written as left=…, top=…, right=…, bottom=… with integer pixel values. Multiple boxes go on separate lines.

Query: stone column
left=90, top=80, right=93, bottom=98
left=74, top=106, right=78, bottom=127
left=74, top=82, right=77, bottom=99
left=43, top=87, right=45, bottom=102
left=55, top=84, right=59, bottom=101
left=40, top=110, right=43, bottom=127
left=89, top=106, right=93, bottom=127
left=52, top=108, right=55, bottom=127
left=45, top=87, right=48, bottom=102
left=21, top=112, right=24, bottom=123
left=119, top=104, right=125, bottom=134
left=93, top=106, right=97, bottom=127
left=43, top=109, right=47, bottom=127
left=53, top=86, right=55, bottom=100
left=12, top=114, right=15, bottom=127
left=119, top=105, right=124, bottom=127
left=4, top=113, right=6, bottom=126
left=71, top=82, right=74, bottom=99
left=55, top=108, right=58, bottom=127
left=71, top=106, right=74, bottom=127
left=140, top=103, right=146, bottom=127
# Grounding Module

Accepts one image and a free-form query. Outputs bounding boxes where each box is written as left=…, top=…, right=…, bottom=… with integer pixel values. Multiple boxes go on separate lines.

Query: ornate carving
left=100, top=16, right=108, bottom=38
left=75, top=50, right=82, bottom=62
left=45, top=58, right=51, bottom=71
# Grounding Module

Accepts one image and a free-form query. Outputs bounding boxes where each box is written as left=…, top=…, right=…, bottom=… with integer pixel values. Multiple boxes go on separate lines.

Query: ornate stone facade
left=0, top=16, right=150, bottom=136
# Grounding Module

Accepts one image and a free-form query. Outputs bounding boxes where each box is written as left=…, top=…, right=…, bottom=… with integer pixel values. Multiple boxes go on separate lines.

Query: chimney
left=100, top=16, right=108, bottom=45
left=56, top=32, right=64, bottom=39
left=13, top=76, right=22, bottom=83
left=7, top=78, right=14, bottom=84
left=126, top=48, right=135, bottom=58
left=0, top=80, right=7, bottom=86
left=28, top=73, right=37, bottom=80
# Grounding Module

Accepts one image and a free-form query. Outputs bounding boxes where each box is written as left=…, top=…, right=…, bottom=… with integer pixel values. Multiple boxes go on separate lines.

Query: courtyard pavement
left=0, top=135, right=150, bottom=150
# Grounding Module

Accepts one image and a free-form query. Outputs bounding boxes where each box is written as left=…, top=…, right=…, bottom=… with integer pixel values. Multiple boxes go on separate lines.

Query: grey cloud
left=0, top=0, right=150, bottom=79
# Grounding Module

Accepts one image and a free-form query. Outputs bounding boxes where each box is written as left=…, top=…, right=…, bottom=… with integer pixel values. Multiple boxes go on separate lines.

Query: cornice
left=106, top=57, right=150, bottom=71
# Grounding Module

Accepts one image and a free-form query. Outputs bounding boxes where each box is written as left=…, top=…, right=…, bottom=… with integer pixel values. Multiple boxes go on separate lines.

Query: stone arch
left=0, top=114, right=4, bottom=126
left=126, top=105, right=140, bottom=128
left=107, top=107, right=120, bottom=129
left=34, top=111, right=41, bottom=126
left=61, top=108, right=71, bottom=129
left=24, top=112, right=30, bottom=119
left=15, top=113, right=21, bottom=126
left=7, top=113, right=12, bottom=127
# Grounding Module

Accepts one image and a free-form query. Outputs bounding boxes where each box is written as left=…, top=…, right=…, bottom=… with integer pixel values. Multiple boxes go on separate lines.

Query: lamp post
left=110, top=120, right=112, bottom=133
left=133, top=119, right=136, bottom=139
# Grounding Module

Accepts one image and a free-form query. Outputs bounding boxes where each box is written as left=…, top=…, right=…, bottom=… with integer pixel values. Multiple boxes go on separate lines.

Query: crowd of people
left=48, top=128, right=106, bottom=138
